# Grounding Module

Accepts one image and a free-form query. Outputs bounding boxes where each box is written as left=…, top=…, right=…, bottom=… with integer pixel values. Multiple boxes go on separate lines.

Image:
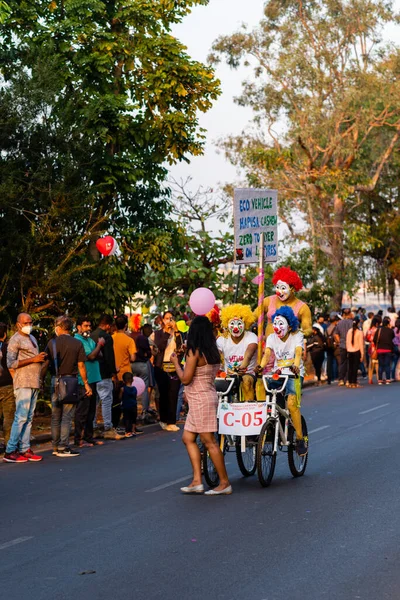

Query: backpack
left=325, top=331, right=335, bottom=350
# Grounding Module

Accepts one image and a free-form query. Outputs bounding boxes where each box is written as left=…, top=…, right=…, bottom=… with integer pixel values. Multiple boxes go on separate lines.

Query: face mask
left=228, top=318, right=245, bottom=338
left=20, top=325, right=33, bottom=335
left=275, top=280, right=291, bottom=301
left=273, top=316, right=289, bottom=339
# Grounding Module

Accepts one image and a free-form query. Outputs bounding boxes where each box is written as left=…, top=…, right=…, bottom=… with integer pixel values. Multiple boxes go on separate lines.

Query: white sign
left=233, top=188, right=278, bottom=264
left=218, top=402, right=267, bottom=436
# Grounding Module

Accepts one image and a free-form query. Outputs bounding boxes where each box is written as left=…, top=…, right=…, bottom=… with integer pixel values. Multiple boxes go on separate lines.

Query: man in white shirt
left=217, top=304, right=258, bottom=401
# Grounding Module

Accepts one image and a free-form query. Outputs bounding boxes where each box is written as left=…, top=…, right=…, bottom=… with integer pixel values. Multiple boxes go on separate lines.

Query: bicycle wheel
left=235, top=436, right=257, bottom=477
left=288, top=415, right=308, bottom=477
left=256, top=420, right=276, bottom=487
left=202, top=433, right=226, bottom=488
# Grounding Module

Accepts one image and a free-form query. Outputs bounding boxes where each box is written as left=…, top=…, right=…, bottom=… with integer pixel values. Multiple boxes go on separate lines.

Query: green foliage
left=0, top=1, right=220, bottom=321
left=210, top=0, right=400, bottom=309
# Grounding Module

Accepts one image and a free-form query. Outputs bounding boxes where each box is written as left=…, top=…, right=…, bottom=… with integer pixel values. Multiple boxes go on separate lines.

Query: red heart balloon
left=96, top=236, right=115, bottom=256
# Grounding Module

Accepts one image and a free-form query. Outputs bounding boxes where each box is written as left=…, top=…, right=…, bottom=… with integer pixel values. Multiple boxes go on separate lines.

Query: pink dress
left=184, top=363, right=220, bottom=433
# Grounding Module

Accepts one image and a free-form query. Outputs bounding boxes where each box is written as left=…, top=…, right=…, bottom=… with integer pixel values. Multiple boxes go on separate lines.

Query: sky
left=170, top=0, right=400, bottom=196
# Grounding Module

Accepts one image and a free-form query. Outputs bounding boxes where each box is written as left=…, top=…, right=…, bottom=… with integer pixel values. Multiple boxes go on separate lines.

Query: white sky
left=170, top=0, right=400, bottom=194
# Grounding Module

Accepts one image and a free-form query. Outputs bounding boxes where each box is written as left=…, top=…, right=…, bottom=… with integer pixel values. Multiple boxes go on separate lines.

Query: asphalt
left=1, top=381, right=400, bottom=600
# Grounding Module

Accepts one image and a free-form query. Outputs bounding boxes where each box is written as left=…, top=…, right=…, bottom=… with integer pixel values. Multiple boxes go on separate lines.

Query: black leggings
left=154, top=367, right=180, bottom=425
left=123, top=406, right=137, bottom=433
left=348, top=350, right=361, bottom=385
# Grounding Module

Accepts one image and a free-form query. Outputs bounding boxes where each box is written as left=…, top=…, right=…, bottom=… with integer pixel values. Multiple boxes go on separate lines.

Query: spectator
left=392, top=318, right=400, bottom=381
left=363, top=312, right=375, bottom=368
left=374, top=317, right=395, bottom=385
left=129, top=316, right=153, bottom=419
left=387, top=306, right=397, bottom=328
left=141, top=323, right=158, bottom=418
left=306, top=325, right=326, bottom=385
left=334, top=308, right=353, bottom=386
left=42, top=315, right=92, bottom=457
left=316, top=314, right=328, bottom=332
left=3, top=313, right=46, bottom=463
left=151, top=311, right=183, bottom=432
left=325, top=315, right=339, bottom=384
left=112, top=315, right=137, bottom=429
left=74, top=317, right=105, bottom=448
left=119, top=372, right=143, bottom=437
left=366, top=317, right=380, bottom=384
left=0, top=323, right=15, bottom=453
left=346, top=320, right=364, bottom=388
left=92, top=315, right=122, bottom=440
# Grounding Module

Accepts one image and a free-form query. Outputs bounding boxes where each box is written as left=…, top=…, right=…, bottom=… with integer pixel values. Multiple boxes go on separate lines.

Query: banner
left=233, top=188, right=278, bottom=265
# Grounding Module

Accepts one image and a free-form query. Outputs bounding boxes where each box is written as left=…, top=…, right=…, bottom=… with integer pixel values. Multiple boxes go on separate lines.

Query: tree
left=0, top=1, right=220, bottom=320
left=210, top=0, right=400, bottom=309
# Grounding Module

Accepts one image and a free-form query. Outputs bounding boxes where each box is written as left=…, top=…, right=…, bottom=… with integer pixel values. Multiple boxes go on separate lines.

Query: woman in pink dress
left=171, top=316, right=231, bottom=495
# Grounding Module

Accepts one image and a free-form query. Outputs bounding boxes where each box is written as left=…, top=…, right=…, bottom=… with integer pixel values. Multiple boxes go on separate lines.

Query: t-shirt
left=112, top=331, right=137, bottom=381
left=129, top=332, right=151, bottom=362
left=121, top=385, right=137, bottom=409
left=217, top=331, right=258, bottom=374
left=74, top=334, right=101, bottom=385
left=266, top=331, right=305, bottom=377
left=45, top=335, right=86, bottom=377
left=7, top=332, right=41, bottom=389
left=334, top=319, right=353, bottom=349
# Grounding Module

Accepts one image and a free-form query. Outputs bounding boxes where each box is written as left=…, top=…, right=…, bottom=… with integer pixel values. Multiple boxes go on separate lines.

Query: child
left=119, top=372, right=143, bottom=437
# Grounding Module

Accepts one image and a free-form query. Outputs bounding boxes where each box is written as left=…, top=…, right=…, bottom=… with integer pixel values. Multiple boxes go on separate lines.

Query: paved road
left=1, top=382, right=400, bottom=600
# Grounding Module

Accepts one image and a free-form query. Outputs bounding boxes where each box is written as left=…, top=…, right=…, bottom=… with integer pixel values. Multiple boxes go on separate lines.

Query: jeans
left=378, top=352, right=392, bottom=382
left=97, top=378, right=114, bottom=430
left=326, top=350, right=338, bottom=383
left=6, top=388, right=38, bottom=454
left=0, top=384, right=16, bottom=446
left=176, top=383, right=184, bottom=420
left=51, top=378, right=76, bottom=450
left=131, top=362, right=150, bottom=412
left=391, top=348, right=399, bottom=380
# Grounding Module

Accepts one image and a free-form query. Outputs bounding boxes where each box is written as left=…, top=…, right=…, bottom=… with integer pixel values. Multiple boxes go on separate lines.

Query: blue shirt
left=74, top=334, right=101, bottom=385
left=121, top=385, right=137, bottom=409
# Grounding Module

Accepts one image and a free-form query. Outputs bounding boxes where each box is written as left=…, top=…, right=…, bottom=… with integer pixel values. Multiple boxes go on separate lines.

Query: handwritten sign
left=233, top=188, right=278, bottom=264
left=218, top=402, right=267, bottom=436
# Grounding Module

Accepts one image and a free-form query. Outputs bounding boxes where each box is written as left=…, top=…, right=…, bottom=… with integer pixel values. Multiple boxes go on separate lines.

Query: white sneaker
left=164, top=424, right=180, bottom=432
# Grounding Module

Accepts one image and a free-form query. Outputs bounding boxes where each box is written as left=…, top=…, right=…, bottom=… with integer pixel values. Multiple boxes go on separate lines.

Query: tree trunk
left=330, top=194, right=345, bottom=310
left=388, top=272, right=396, bottom=310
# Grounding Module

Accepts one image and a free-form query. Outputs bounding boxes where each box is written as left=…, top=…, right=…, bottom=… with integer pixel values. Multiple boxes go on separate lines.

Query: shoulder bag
left=52, top=339, right=79, bottom=404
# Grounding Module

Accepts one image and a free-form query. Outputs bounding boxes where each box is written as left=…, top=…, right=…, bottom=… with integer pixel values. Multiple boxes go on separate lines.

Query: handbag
left=52, top=339, right=79, bottom=404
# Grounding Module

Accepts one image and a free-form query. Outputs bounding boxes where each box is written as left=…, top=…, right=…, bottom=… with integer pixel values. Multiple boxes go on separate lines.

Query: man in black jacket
left=91, top=314, right=123, bottom=440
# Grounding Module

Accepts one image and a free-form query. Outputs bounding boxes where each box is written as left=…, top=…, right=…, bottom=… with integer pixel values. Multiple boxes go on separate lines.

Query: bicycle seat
left=215, top=377, right=235, bottom=395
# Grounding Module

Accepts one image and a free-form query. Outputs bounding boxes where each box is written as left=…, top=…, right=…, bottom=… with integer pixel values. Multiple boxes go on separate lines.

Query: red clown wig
left=272, top=267, right=303, bottom=292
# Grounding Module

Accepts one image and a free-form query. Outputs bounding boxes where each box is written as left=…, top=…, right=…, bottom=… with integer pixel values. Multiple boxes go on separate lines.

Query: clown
left=257, top=306, right=308, bottom=456
left=257, top=266, right=312, bottom=338
left=217, top=304, right=258, bottom=401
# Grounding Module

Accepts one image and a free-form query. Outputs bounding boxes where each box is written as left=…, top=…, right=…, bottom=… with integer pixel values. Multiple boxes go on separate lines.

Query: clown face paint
left=275, top=280, right=291, bottom=301
left=273, top=315, right=289, bottom=339
left=228, top=318, right=245, bottom=338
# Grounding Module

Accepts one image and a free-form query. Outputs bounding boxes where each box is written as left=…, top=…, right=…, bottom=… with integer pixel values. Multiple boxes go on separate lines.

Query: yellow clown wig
left=220, top=304, right=254, bottom=330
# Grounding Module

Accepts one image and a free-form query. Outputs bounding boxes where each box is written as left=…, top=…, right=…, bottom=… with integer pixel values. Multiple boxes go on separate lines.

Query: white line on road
left=359, top=403, right=390, bottom=415
left=146, top=475, right=191, bottom=493
left=0, top=536, right=33, bottom=551
left=308, top=425, right=330, bottom=434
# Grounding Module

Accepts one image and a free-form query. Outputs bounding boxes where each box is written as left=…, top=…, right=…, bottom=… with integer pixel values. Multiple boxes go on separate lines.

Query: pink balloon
left=189, top=287, right=216, bottom=316
left=132, top=377, right=146, bottom=396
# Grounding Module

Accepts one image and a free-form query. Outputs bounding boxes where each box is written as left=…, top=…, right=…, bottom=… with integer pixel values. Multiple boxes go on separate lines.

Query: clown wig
left=129, top=313, right=141, bottom=332
left=206, top=304, right=221, bottom=327
left=272, top=267, right=303, bottom=292
left=271, top=306, right=299, bottom=332
left=221, top=304, right=254, bottom=330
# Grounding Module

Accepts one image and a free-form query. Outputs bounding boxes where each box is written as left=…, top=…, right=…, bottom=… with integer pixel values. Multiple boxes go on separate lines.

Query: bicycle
left=256, top=373, right=308, bottom=487
left=202, top=376, right=258, bottom=487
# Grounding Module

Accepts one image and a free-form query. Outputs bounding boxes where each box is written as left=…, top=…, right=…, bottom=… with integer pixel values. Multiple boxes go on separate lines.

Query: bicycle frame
left=262, top=375, right=292, bottom=453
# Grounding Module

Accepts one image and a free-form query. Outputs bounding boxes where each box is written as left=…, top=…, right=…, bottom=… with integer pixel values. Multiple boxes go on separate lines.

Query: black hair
left=371, top=317, right=380, bottom=327
left=163, top=311, right=175, bottom=319
left=351, top=319, right=358, bottom=345
left=115, top=314, right=128, bottom=330
left=141, top=324, right=153, bottom=336
left=98, top=314, right=114, bottom=327
left=76, top=316, right=91, bottom=327
left=122, top=372, right=133, bottom=384
left=382, top=316, right=391, bottom=327
left=0, top=322, right=7, bottom=339
left=186, top=316, right=220, bottom=365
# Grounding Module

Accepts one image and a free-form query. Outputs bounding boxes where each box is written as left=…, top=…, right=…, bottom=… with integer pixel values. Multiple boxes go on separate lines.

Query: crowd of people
left=305, top=307, right=400, bottom=387
left=0, top=303, right=399, bottom=471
